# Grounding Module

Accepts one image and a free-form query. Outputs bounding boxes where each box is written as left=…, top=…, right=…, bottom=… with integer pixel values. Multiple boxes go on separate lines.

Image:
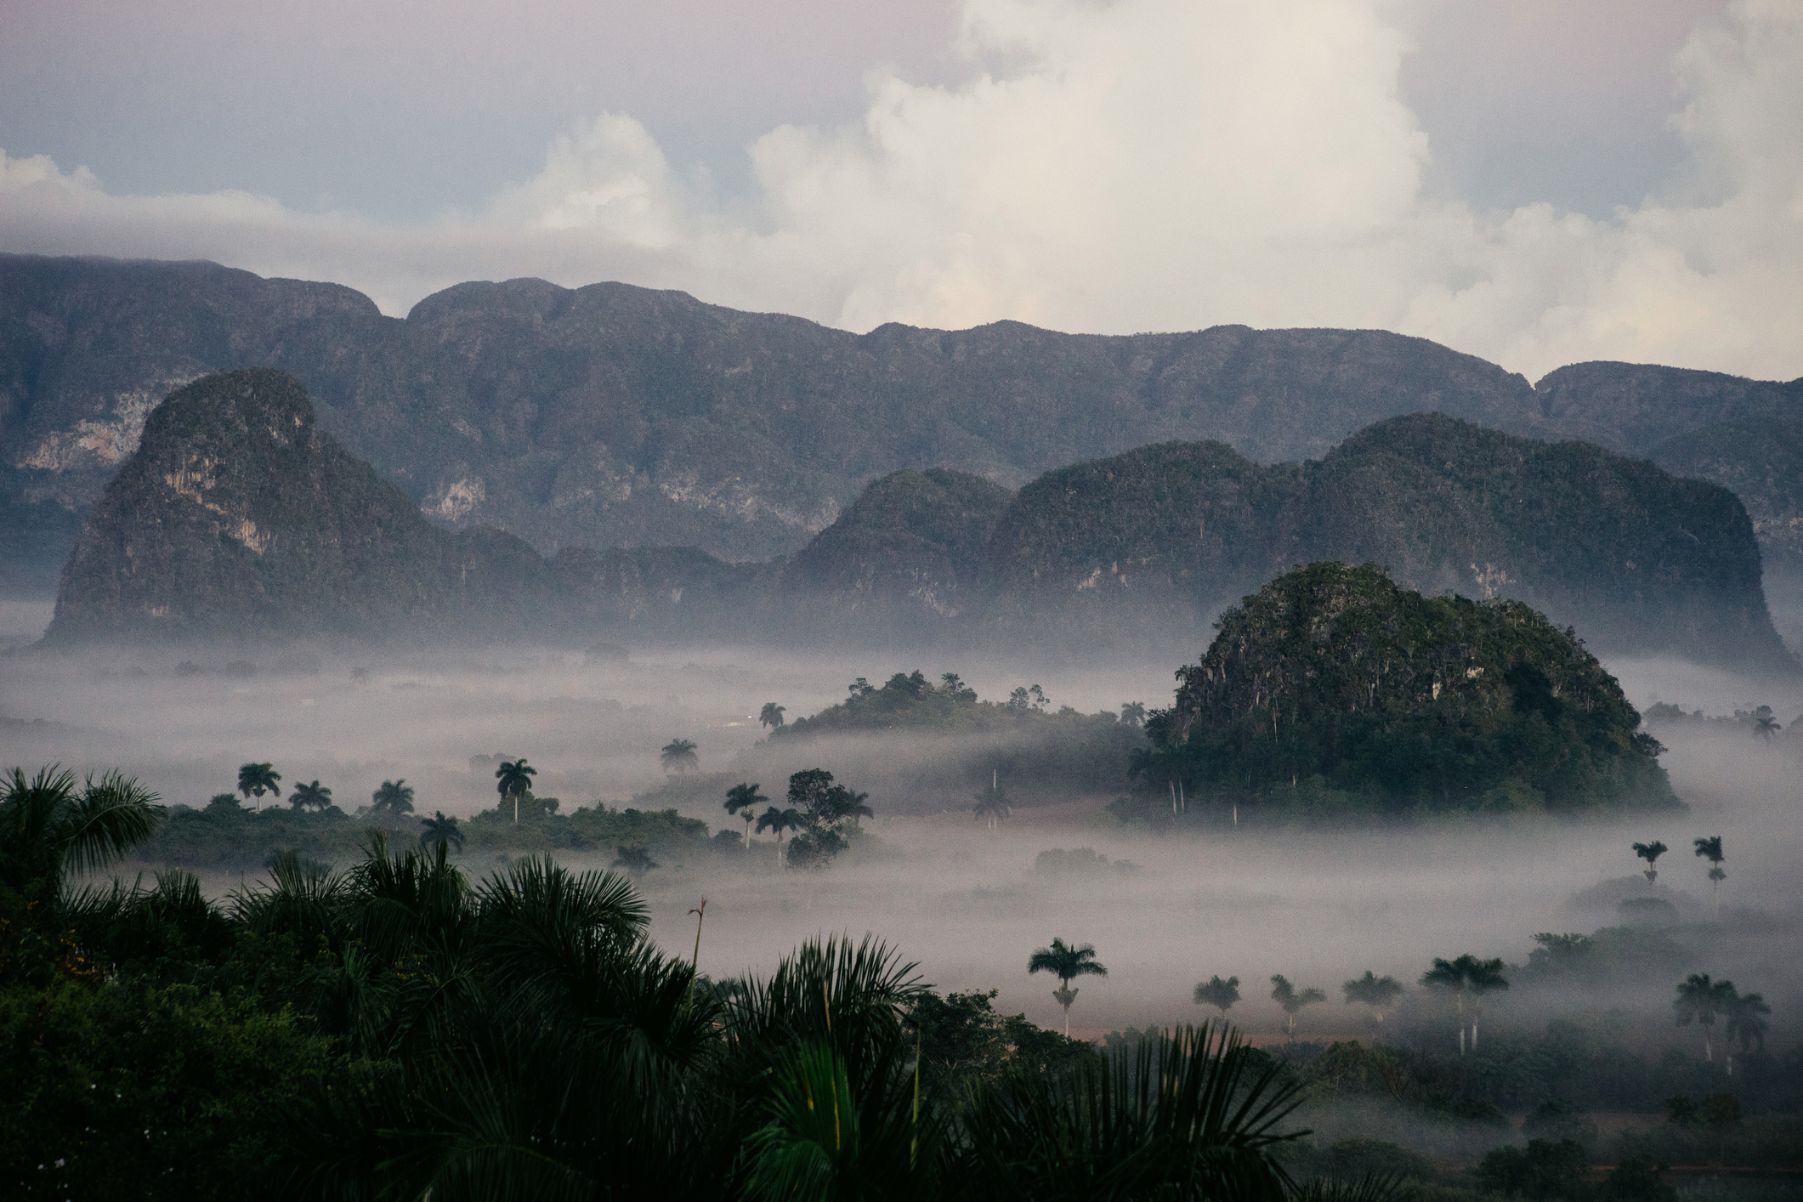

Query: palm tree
left=1119, top=701, right=1147, bottom=727
left=1674, top=972, right=1731, bottom=1063
left=1752, top=705, right=1781, bottom=743
left=1192, top=975, right=1240, bottom=1018
left=755, top=805, right=803, bottom=867
left=495, top=758, right=537, bottom=826
left=1723, top=989, right=1770, bottom=1075
left=1422, top=954, right=1509, bottom=1054
left=660, top=738, right=699, bottom=774
left=371, top=779, right=416, bottom=816
left=1632, top=840, right=1668, bottom=884
left=0, top=766, right=162, bottom=920
left=972, top=771, right=1011, bottom=831
left=236, top=762, right=281, bottom=812
left=1342, top=971, right=1405, bottom=1029
left=1694, top=836, right=1726, bottom=915
left=418, top=811, right=464, bottom=855
left=826, top=787, right=874, bottom=828
left=1028, top=937, right=1107, bottom=1037
left=758, top=702, right=787, bottom=731
left=724, top=782, right=767, bottom=848
left=290, top=780, right=334, bottom=812
left=1268, top=975, right=1326, bottom=1042
left=612, top=845, right=657, bottom=878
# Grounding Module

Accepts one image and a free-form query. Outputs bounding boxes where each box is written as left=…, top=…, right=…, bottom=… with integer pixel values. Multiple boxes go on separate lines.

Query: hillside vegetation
left=1124, top=563, right=1680, bottom=820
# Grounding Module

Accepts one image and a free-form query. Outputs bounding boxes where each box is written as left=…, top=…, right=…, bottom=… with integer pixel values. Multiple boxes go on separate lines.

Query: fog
left=2, top=597, right=1799, bottom=1056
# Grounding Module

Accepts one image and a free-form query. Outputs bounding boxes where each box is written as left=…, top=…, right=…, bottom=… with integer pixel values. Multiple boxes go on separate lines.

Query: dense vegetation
left=772, top=670, right=1146, bottom=802
left=1120, top=564, right=1678, bottom=820
left=5, top=765, right=1382, bottom=1202
left=5, top=768, right=1796, bottom=1199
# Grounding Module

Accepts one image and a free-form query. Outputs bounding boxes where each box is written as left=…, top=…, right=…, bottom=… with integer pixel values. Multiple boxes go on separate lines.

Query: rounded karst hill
left=1140, top=561, right=1679, bottom=818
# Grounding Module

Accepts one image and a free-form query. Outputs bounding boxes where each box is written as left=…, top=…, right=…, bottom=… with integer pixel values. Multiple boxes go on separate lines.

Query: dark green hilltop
left=1126, top=562, right=1680, bottom=820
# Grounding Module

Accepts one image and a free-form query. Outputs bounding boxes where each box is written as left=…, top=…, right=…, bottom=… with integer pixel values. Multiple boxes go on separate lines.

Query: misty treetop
left=1128, top=563, right=1679, bottom=819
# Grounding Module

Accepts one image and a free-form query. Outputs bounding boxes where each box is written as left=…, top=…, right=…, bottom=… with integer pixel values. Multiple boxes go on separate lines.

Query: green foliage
left=1131, top=564, right=1678, bottom=820
left=0, top=977, right=338, bottom=1202
left=777, top=669, right=1144, bottom=801
left=1473, top=1139, right=1588, bottom=1199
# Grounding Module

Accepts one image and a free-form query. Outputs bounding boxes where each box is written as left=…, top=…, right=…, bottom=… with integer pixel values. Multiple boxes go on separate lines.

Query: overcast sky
left=2, top=0, right=1797, bottom=380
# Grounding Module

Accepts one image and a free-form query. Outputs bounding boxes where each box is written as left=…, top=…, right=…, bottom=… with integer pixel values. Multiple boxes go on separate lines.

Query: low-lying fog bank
left=3, top=614, right=1800, bottom=1052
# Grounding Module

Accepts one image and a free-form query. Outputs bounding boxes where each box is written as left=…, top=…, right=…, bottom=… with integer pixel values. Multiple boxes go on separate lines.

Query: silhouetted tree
left=1632, top=839, right=1668, bottom=884
left=660, top=739, right=700, bottom=774
left=1029, top=937, right=1107, bottom=1036
left=1674, top=973, right=1733, bottom=1064
left=1342, top=971, right=1405, bottom=1029
left=418, top=811, right=464, bottom=855
left=236, top=762, right=281, bottom=812
left=371, top=779, right=415, bottom=816
left=725, top=782, right=767, bottom=849
left=1192, top=975, right=1240, bottom=1018
left=1269, top=975, right=1326, bottom=1042
left=290, top=780, right=333, bottom=812
left=495, top=758, right=537, bottom=826
left=612, top=845, right=657, bottom=878
left=758, top=703, right=786, bottom=731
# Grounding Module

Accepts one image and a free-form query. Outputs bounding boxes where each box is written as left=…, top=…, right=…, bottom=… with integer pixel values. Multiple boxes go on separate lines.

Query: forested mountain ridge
left=6, top=253, right=1800, bottom=595
left=981, top=415, right=1787, bottom=666
left=46, top=371, right=1789, bottom=671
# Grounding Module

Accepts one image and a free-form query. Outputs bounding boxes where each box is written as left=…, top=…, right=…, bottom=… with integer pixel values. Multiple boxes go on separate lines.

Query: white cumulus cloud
left=1, top=0, right=1798, bottom=381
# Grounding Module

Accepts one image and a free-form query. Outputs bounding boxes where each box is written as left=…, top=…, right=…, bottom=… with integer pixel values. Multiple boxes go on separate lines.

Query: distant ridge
left=5, top=253, right=1800, bottom=599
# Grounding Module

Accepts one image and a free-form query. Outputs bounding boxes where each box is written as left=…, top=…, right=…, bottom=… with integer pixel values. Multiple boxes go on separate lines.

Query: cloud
left=1, top=0, right=1798, bottom=381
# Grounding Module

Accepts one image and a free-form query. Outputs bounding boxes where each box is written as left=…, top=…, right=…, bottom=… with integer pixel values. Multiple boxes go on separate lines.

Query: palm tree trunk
left=1703, top=1030, right=1713, bottom=1062
left=1470, top=1015, right=1479, bottom=1050
left=1063, top=1003, right=1071, bottom=1039
left=513, top=792, right=519, bottom=826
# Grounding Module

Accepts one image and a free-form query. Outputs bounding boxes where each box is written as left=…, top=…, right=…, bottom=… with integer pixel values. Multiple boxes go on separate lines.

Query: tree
left=1119, top=701, right=1147, bottom=727
left=1268, top=975, right=1326, bottom=1042
left=1632, top=840, right=1668, bottom=884
left=1028, top=937, right=1107, bottom=1037
left=1342, top=971, right=1404, bottom=1029
left=1751, top=705, right=1781, bottom=743
left=939, top=673, right=975, bottom=701
left=1422, top=954, right=1509, bottom=1054
left=1673, top=973, right=1733, bottom=1064
left=418, top=811, right=464, bottom=855
left=758, top=702, right=786, bottom=731
left=724, top=782, right=767, bottom=848
left=236, top=762, right=281, bottom=812
left=1693, top=836, right=1726, bottom=915
left=1192, top=975, right=1240, bottom=1018
left=290, top=780, right=333, bottom=812
left=612, top=846, right=657, bottom=878
left=371, top=779, right=415, bottom=816
left=1723, top=989, right=1770, bottom=1075
left=756, top=806, right=803, bottom=867
left=660, top=738, right=699, bottom=774
left=0, top=767, right=162, bottom=925
left=972, top=772, right=1011, bottom=831
left=494, top=758, right=537, bottom=826
left=848, top=676, right=874, bottom=699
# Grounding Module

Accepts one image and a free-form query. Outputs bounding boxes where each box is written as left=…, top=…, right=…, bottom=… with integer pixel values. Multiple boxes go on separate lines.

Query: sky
left=1, top=0, right=1798, bottom=381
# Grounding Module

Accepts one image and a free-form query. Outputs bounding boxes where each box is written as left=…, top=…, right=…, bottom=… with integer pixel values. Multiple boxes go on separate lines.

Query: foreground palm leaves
left=1, top=768, right=1392, bottom=1202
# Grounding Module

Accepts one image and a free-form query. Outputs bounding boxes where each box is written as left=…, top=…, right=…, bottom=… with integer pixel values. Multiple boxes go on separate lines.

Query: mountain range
left=5, top=253, right=1801, bottom=598
left=47, top=369, right=1790, bottom=670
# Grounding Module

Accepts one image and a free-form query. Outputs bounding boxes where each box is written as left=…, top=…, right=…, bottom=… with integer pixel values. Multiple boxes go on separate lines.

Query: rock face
left=47, top=371, right=553, bottom=641
left=1142, top=562, right=1679, bottom=815
left=984, top=414, right=1788, bottom=666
